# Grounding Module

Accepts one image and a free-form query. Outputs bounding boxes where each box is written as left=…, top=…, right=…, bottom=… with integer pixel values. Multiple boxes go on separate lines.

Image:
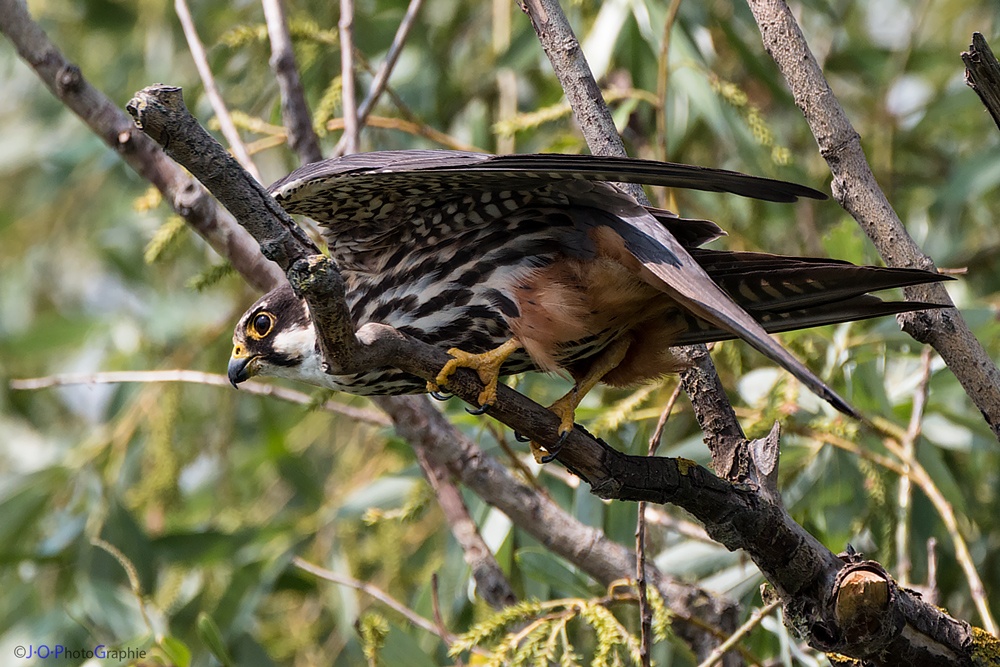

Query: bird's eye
left=251, top=313, right=274, bottom=338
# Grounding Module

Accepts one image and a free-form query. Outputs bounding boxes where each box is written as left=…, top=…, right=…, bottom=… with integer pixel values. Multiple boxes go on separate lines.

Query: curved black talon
left=539, top=429, right=571, bottom=464
left=466, top=403, right=490, bottom=415
left=513, top=431, right=530, bottom=443
left=429, top=389, right=452, bottom=401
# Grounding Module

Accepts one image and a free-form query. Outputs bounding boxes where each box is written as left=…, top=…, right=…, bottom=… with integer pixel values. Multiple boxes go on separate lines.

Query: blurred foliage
left=2, top=0, right=1000, bottom=665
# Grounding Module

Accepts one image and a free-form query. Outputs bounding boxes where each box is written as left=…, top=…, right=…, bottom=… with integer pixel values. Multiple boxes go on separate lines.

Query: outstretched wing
left=268, top=151, right=825, bottom=244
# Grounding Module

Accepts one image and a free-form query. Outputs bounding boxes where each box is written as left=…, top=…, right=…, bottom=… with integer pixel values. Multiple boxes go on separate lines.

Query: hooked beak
left=228, top=345, right=257, bottom=388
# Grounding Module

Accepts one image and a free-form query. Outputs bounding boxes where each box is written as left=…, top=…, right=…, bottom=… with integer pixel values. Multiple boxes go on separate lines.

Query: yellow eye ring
left=249, top=312, right=274, bottom=339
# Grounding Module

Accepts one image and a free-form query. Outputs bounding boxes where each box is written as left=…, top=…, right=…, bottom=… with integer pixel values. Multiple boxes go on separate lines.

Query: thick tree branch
left=744, top=0, right=1000, bottom=441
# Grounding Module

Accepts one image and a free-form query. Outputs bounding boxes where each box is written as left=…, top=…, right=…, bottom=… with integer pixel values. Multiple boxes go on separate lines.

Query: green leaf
left=159, top=635, right=192, bottom=667
left=197, top=612, right=234, bottom=667
left=515, top=548, right=595, bottom=599
left=377, top=622, right=439, bottom=667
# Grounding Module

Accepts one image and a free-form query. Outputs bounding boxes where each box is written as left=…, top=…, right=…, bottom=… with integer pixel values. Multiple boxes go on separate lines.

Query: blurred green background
left=1, top=0, right=999, bottom=664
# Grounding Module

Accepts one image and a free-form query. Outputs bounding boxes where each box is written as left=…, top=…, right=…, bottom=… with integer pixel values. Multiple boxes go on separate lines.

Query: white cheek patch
left=272, top=326, right=317, bottom=359
left=262, top=325, right=333, bottom=386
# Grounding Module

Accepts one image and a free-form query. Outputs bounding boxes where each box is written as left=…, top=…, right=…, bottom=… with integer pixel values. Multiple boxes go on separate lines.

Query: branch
left=372, top=395, right=741, bottom=656
left=338, top=0, right=359, bottom=154
left=293, top=556, right=463, bottom=647
left=411, top=445, right=518, bottom=610
left=963, top=33, right=1000, bottom=134
left=262, top=0, right=324, bottom=164
left=744, top=0, right=1000, bottom=441
left=331, top=0, right=426, bottom=158
left=175, top=0, right=262, bottom=182
left=8, top=370, right=390, bottom=425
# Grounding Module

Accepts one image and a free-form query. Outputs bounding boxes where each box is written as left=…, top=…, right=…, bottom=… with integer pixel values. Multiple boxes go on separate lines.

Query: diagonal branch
left=262, top=0, right=324, bottom=164
left=175, top=0, right=263, bottom=182
left=411, top=445, right=518, bottom=610
left=744, top=0, right=1000, bottom=441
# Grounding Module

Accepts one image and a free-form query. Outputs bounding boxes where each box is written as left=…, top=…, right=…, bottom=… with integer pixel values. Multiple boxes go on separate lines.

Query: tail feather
left=675, top=296, right=947, bottom=346
left=690, top=249, right=951, bottom=312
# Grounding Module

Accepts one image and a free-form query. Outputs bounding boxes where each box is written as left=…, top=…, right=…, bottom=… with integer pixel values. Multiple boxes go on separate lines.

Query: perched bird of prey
left=228, top=151, right=947, bottom=451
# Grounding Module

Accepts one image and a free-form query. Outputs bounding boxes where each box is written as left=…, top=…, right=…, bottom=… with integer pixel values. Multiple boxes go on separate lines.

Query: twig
left=294, top=556, right=463, bottom=646
left=332, top=0, right=425, bottom=157
left=637, top=383, right=683, bottom=667
left=880, top=435, right=997, bottom=634
left=174, top=0, right=262, bottom=182
left=325, top=115, right=484, bottom=153
left=636, top=505, right=651, bottom=667
left=262, top=0, right=323, bottom=164
left=338, top=0, right=358, bottom=154
left=744, top=0, right=1000, bottom=441
left=9, top=370, right=390, bottom=426
left=896, top=347, right=933, bottom=586
left=412, top=445, right=518, bottom=610
left=655, top=0, right=684, bottom=165
left=925, top=537, right=938, bottom=606
left=648, top=383, right=684, bottom=456
left=643, top=507, right=713, bottom=545
left=430, top=573, right=449, bottom=639
left=693, top=600, right=780, bottom=667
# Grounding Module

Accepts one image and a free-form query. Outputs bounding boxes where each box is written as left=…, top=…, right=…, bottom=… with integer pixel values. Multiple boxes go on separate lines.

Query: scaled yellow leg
left=427, top=338, right=522, bottom=409
left=531, top=336, right=631, bottom=463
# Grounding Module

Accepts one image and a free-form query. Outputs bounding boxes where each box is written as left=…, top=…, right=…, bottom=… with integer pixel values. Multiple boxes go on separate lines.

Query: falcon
left=228, top=151, right=947, bottom=453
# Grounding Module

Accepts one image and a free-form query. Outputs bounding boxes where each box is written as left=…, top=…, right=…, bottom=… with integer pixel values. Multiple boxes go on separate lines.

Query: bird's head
left=228, top=283, right=321, bottom=387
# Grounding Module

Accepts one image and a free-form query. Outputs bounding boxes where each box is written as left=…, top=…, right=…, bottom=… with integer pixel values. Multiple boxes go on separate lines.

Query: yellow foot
left=528, top=335, right=632, bottom=463
left=529, top=388, right=581, bottom=463
left=428, top=338, right=522, bottom=411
